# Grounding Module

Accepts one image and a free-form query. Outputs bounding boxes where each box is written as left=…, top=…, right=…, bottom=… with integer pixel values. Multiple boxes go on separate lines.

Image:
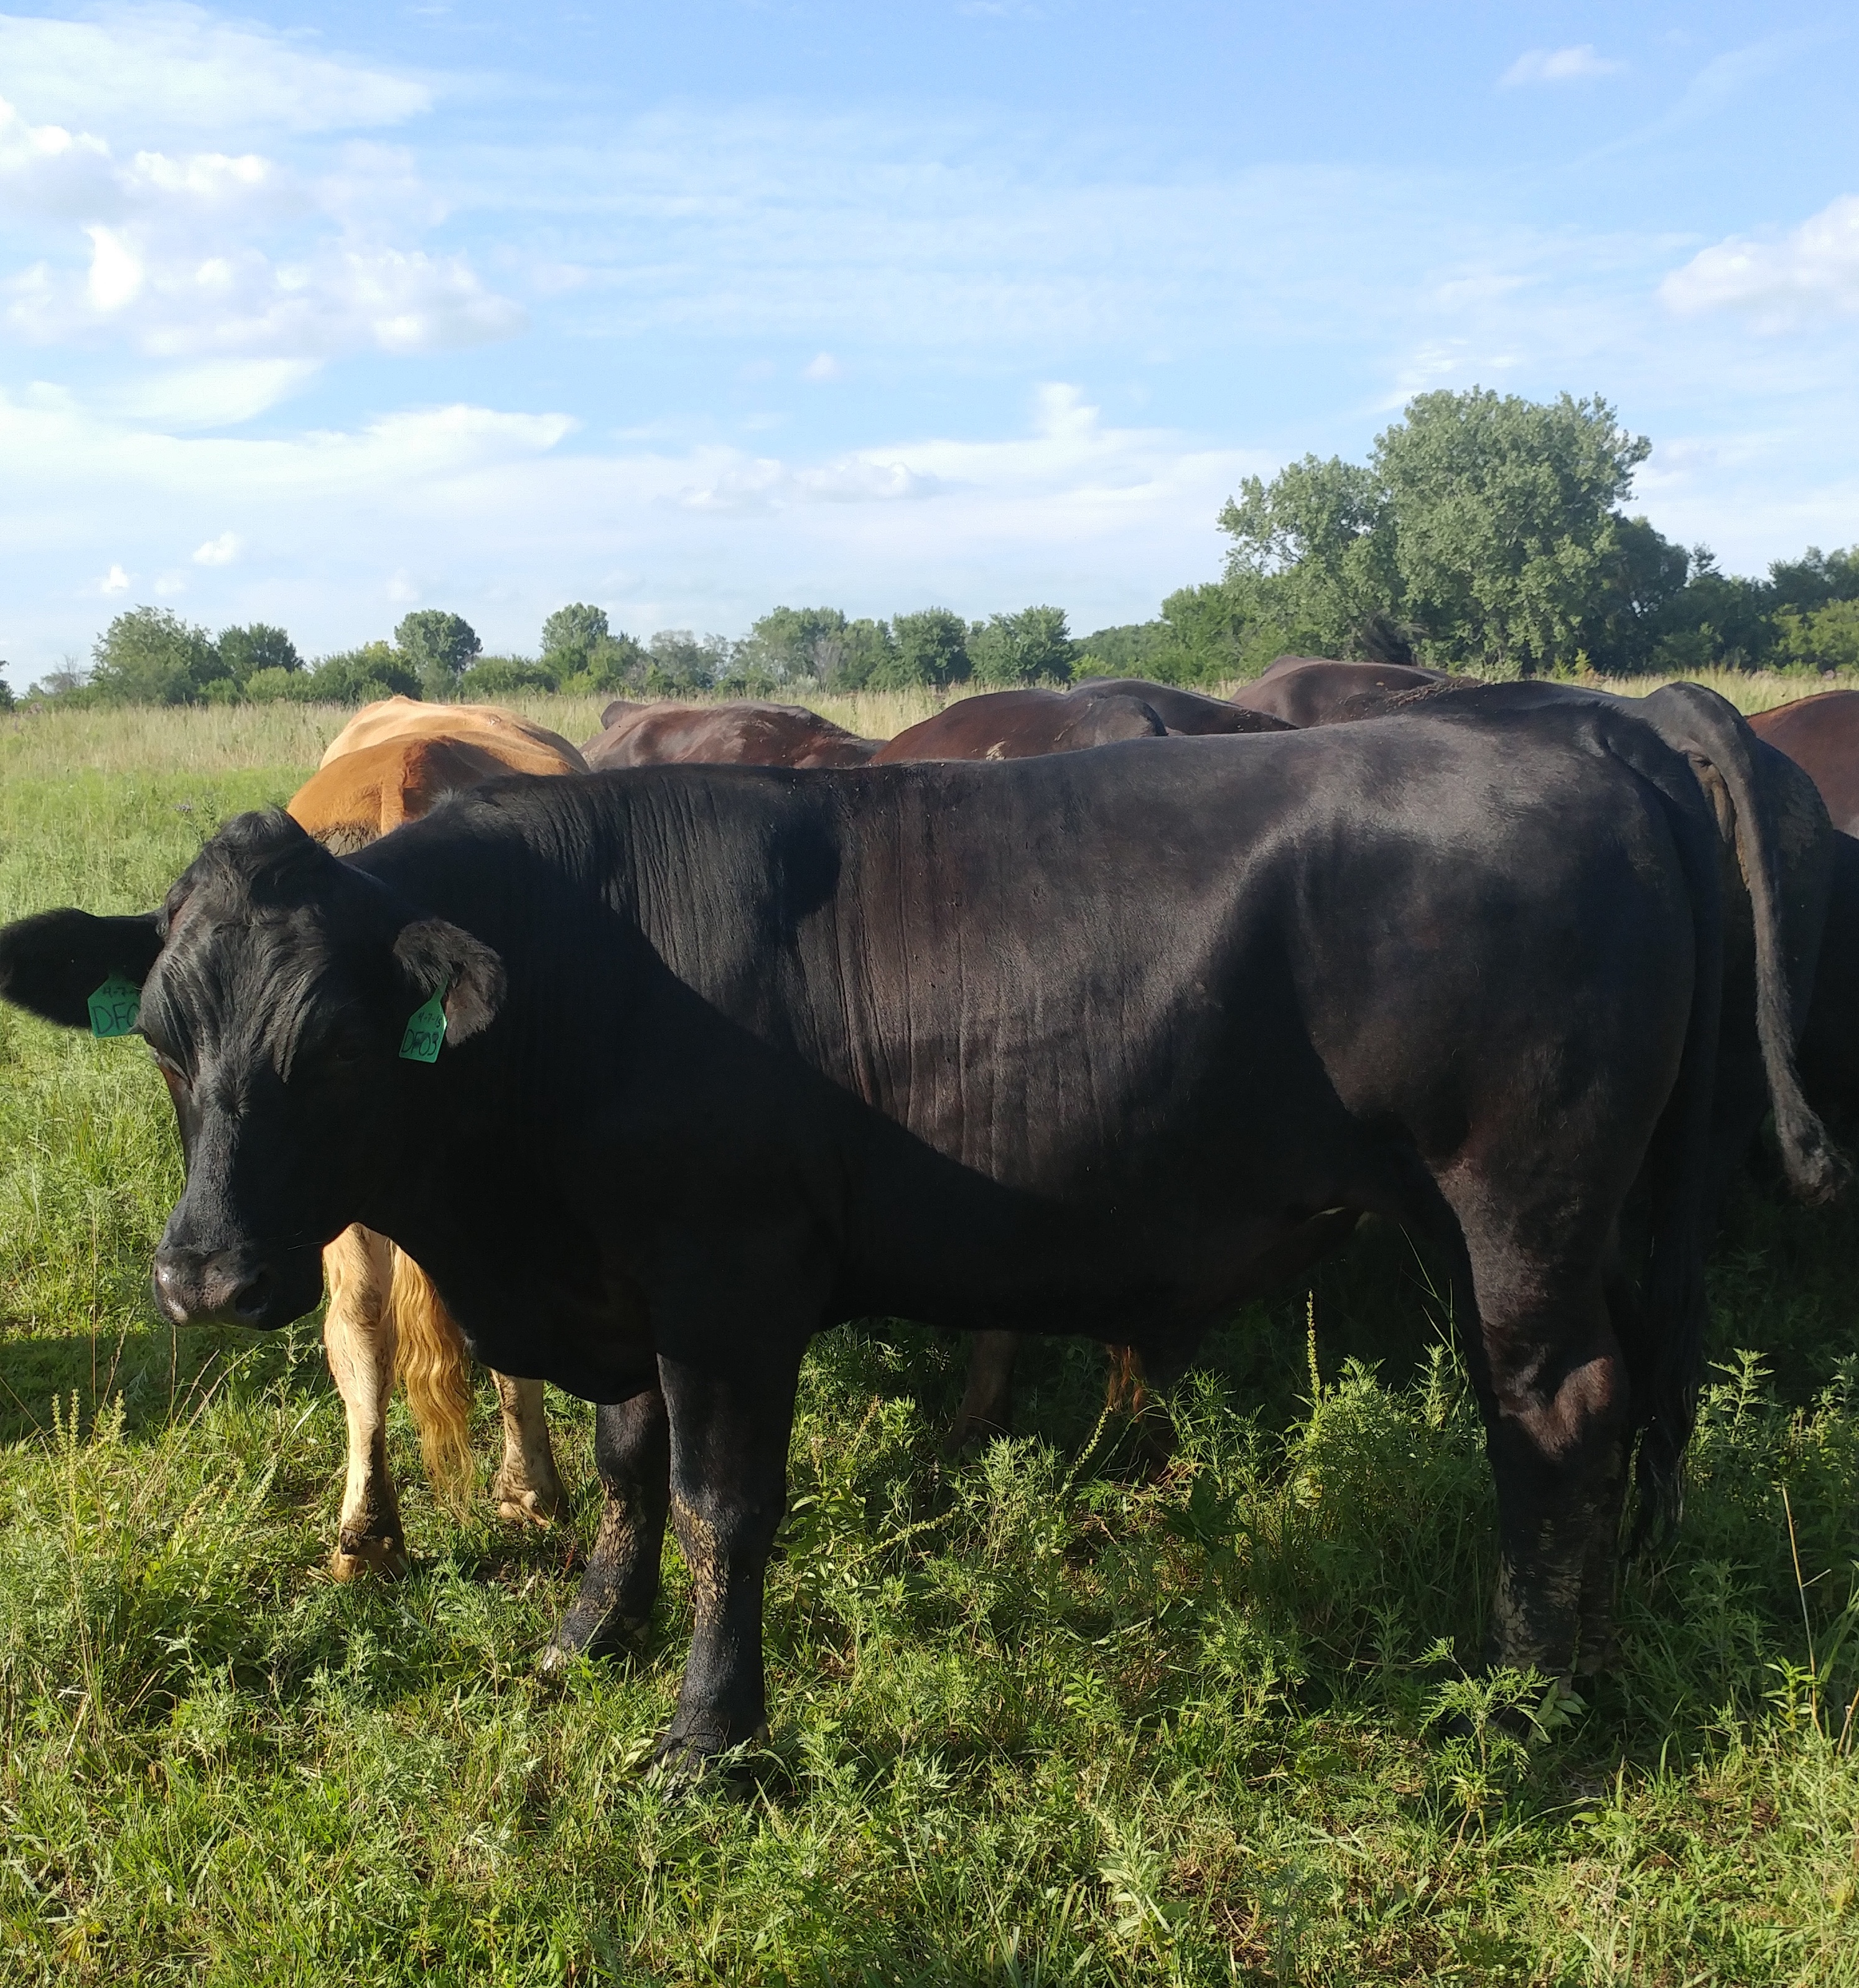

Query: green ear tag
left=398, top=991, right=447, bottom=1063
left=87, top=974, right=141, bottom=1040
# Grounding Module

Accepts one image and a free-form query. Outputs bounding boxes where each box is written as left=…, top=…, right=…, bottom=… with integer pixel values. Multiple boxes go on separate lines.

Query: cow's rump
left=319, top=694, right=589, bottom=777
left=583, top=701, right=878, bottom=770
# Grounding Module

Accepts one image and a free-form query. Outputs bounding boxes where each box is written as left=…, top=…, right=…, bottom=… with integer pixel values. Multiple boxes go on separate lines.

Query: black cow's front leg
left=656, top=1344, right=801, bottom=1768
left=543, top=1388, right=670, bottom=1669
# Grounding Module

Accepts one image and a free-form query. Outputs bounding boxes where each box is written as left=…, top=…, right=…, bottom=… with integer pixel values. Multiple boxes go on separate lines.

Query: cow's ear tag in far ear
left=87, top=974, right=141, bottom=1040
left=398, top=989, right=448, bottom=1063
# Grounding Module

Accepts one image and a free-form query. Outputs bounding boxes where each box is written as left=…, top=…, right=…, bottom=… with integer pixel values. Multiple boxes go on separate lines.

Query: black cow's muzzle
left=152, top=1243, right=307, bottom=1330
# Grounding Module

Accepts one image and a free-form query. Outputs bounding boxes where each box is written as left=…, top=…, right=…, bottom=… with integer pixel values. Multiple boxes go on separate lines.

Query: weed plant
left=0, top=717, right=1855, bottom=1982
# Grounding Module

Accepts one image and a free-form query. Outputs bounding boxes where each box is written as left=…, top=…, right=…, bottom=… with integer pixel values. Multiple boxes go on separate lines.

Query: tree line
left=21, top=386, right=1859, bottom=709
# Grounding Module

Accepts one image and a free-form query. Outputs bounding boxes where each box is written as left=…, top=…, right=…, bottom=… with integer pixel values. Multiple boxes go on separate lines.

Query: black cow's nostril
left=230, top=1271, right=273, bottom=1323
left=152, top=1256, right=192, bottom=1325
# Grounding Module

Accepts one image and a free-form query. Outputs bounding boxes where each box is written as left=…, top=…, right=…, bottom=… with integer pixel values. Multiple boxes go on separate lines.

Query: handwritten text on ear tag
left=398, top=991, right=447, bottom=1063
left=88, top=974, right=141, bottom=1039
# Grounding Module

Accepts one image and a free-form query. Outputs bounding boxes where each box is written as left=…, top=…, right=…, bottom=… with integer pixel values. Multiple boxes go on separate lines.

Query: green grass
left=1, top=710, right=1858, bottom=1984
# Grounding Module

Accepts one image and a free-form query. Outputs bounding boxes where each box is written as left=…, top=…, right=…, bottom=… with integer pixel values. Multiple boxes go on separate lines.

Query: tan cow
left=290, top=698, right=582, bottom=1577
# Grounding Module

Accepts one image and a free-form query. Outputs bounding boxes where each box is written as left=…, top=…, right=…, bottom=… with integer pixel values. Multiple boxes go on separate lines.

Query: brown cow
left=1748, top=691, right=1859, bottom=835
left=1231, top=656, right=1455, bottom=728
left=289, top=735, right=572, bottom=855
left=319, top=694, right=587, bottom=777
left=584, top=699, right=878, bottom=770
left=871, top=683, right=1287, bottom=763
left=289, top=701, right=580, bottom=1578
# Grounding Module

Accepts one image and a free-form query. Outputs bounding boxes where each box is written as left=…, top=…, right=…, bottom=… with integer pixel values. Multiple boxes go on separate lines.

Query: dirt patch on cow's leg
left=541, top=1387, right=670, bottom=1672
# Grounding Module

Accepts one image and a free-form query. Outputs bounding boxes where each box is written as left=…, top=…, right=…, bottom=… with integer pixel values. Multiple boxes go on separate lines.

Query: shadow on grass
left=0, top=1312, right=329, bottom=1445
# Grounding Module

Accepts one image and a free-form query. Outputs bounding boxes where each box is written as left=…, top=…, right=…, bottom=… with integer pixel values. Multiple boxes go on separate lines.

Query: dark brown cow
left=584, top=700, right=878, bottom=770
left=1231, top=656, right=1456, bottom=727
left=870, top=683, right=1288, bottom=763
left=1748, top=692, right=1859, bottom=836
left=1075, top=679, right=1284, bottom=734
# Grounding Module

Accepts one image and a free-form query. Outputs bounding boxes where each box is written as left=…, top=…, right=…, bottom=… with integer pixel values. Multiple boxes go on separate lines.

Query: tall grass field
left=1, top=684, right=1857, bottom=1985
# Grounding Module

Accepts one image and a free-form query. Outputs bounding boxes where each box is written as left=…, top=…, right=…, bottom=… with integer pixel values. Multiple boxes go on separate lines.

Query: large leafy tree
left=1374, top=389, right=1649, bottom=674
left=878, top=609, right=969, bottom=689
left=539, top=604, right=646, bottom=691
left=90, top=607, right=225, bottom=704
left=745, top=606, right=852, bottom=681
left=540, top=603, right=610, bottom=669
left=968, top=605, right=1075, bottom=686
left=217, top=623, right=300, bottom=683
left=394, top=610, right=481, bottom=699
left=1218, top=454, right=1400, bottom=659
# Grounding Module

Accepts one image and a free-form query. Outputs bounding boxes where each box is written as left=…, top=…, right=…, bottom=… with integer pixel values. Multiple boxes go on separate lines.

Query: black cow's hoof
left=537, top=1603, right=650, bottom=1678
left=646, top=1720, right=770, bottom=1792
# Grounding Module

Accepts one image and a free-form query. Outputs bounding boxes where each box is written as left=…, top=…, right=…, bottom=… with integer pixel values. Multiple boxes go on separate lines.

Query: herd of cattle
left=4, top=656, right=1859, bottom=1766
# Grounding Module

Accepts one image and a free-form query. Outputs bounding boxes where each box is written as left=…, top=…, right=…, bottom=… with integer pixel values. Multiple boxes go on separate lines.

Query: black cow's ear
left=392, top=917, right=506, bottom=1046
left=0, top=908, right=164, bottom=1030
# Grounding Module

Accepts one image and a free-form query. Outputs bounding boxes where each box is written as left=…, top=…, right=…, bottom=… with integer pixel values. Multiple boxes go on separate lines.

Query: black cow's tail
left=1642, top=683, right=1851, bottom=1207
left=1624, top=757, right=1723, bottom=1551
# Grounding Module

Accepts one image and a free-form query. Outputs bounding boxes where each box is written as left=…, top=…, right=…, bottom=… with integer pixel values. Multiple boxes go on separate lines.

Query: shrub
left=457, top=656, right=555, bottom=699
left=1774, top=599, right=1859, bottom=673
left=304, top=643, right=421, bottom=704
left=242, top=666, right=317, bottom=704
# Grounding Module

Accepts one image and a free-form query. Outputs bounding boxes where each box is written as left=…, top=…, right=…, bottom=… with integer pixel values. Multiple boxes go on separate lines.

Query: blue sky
left=0, top=2, right=1854, bottom=683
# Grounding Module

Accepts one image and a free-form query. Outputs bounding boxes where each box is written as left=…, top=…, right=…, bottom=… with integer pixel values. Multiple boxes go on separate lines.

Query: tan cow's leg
left=323, top=1224, right=408, bottom=1579
left=491, top=1373, right=566, bottom=1526
left=947, top=1330, right=1019, bottom=1453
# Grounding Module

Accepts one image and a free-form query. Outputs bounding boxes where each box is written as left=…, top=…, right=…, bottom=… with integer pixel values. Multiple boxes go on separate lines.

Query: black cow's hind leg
left=1472, top=1265, right=1631, bottom=1683
left=656, top=1344, right=802, bottom=1768
left=1573, top=1434, right=1629, bottom=1678
left=542, top=1388, right=670, bottom=1670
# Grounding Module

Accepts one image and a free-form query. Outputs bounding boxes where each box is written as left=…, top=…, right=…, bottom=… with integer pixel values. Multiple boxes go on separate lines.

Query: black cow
left=0, top=693, right=1833, bottom=1765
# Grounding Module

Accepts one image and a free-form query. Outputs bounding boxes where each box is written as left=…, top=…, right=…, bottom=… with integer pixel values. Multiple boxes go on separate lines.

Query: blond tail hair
left=387, top=1247, right=477, bottom=1510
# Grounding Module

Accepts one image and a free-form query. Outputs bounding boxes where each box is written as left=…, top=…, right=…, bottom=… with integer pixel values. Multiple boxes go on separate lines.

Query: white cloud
left=0, top=6, right=432, bottom=139
left=0, top=381, right=1260, bottom=666
left=9, top=196, right=523, bottom=364
left=154, top=569, right=187, bottom=595
left=192, top=531, right=240, bottom=565
left=1500, top=45, right=1625, bottom=88
left=108, top=358, right=319, bottom=426
left=802, top=351, right=842, bottom=381
left=85, top=224, right=142, bottom=309
left=96, top=562, right=130, bottom=594
left=1661, top=194, right=1859, bottom=330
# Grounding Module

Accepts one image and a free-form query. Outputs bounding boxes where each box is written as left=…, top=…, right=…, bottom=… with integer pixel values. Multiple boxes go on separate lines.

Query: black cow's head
left=0, top=811, right=503, bottom=1330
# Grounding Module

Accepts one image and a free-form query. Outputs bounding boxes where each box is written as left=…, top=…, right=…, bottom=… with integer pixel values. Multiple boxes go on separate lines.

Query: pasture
left=1, top=685, right=1857, bottom=1986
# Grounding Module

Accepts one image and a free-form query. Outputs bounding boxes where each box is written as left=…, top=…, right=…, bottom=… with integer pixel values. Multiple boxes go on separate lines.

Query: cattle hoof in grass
left=646, top=1723, right=771, bottom=1794
left=940, top=1412, right=1009, bottom=1460
left=494, top=1483, right=562, bottom=1529
left=329, top=1530, right=408, bottom=1582
left=536, top=1615, right=650, bottom=1680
